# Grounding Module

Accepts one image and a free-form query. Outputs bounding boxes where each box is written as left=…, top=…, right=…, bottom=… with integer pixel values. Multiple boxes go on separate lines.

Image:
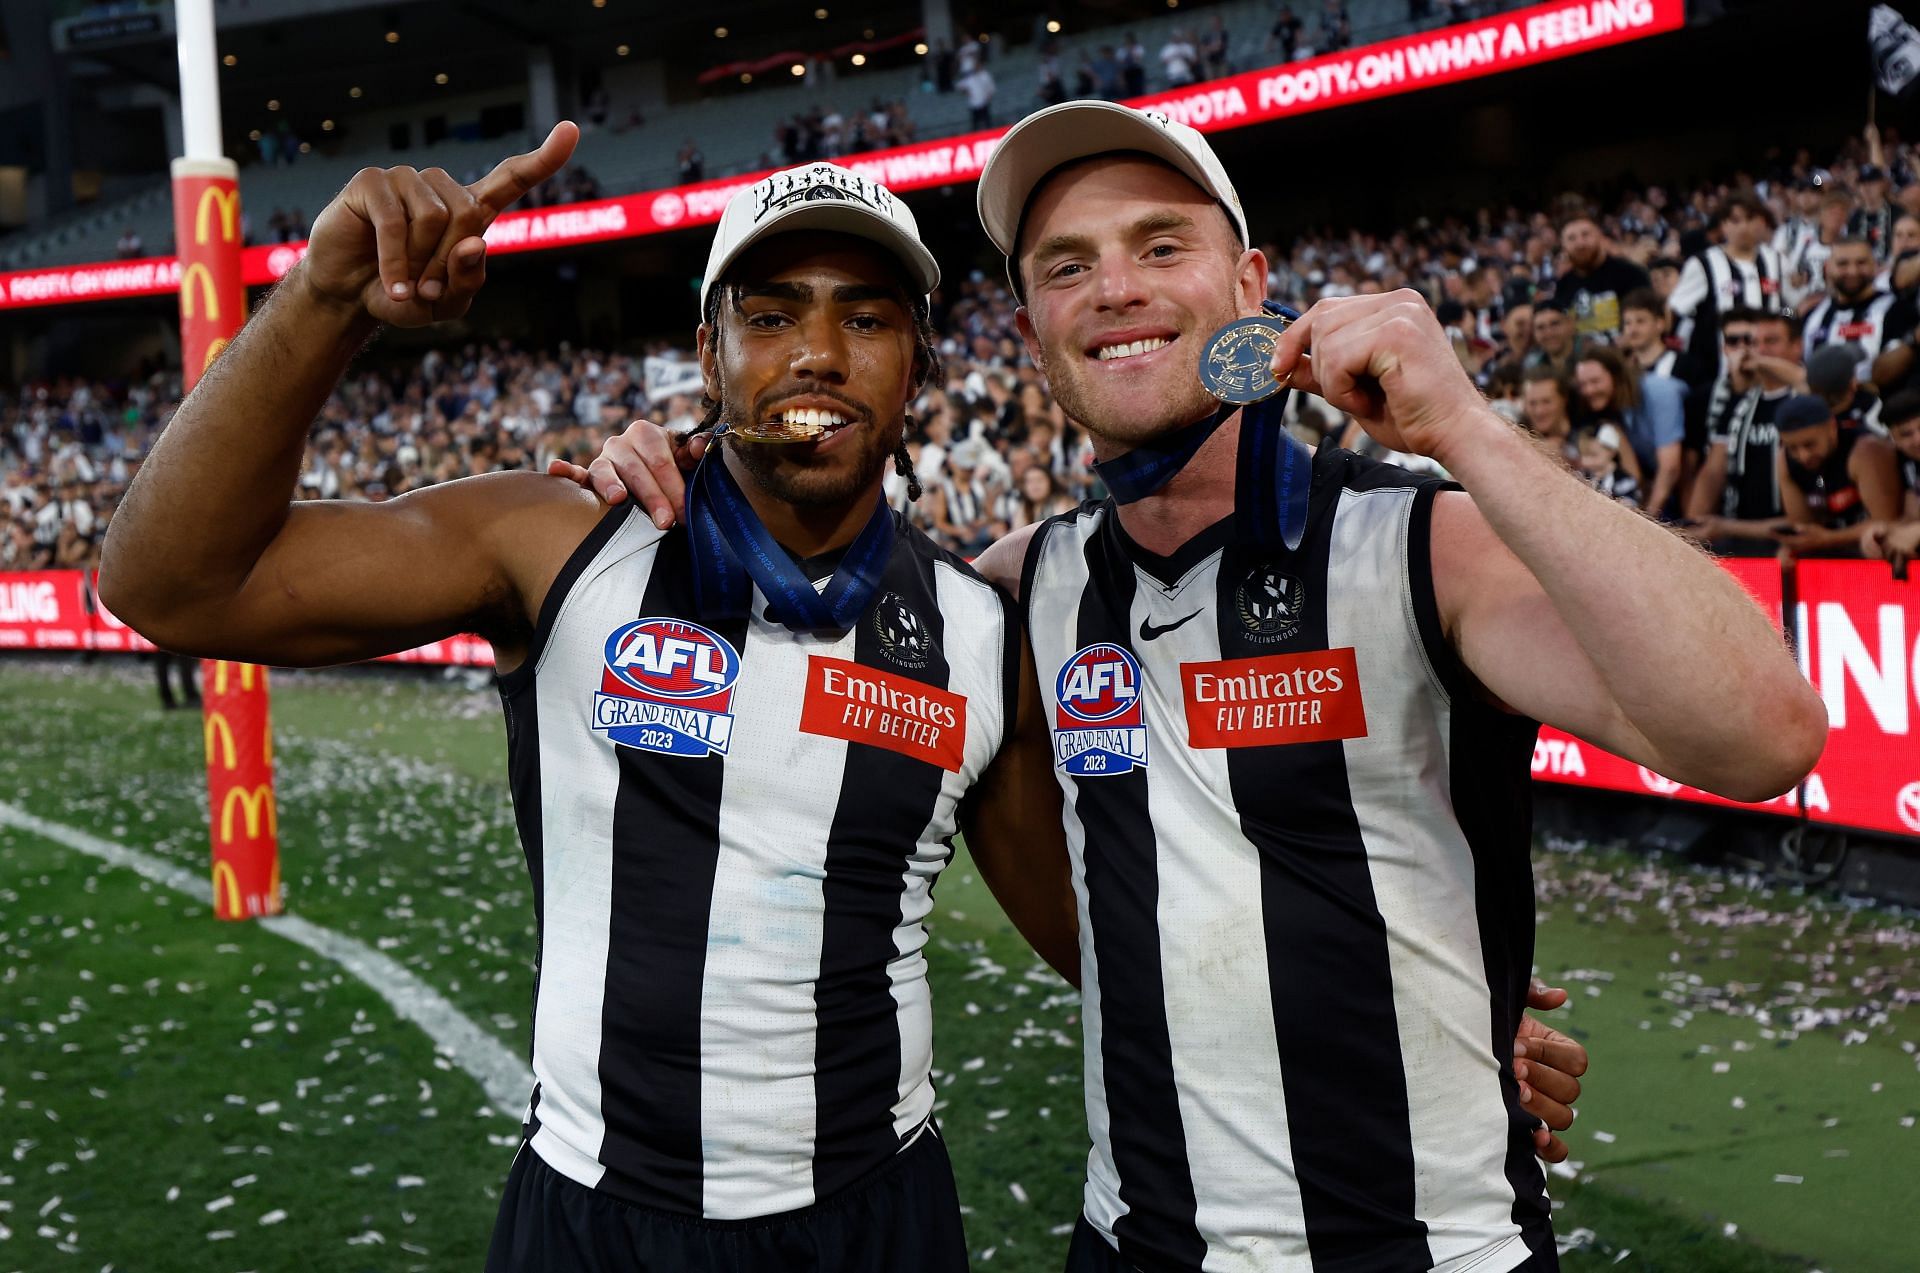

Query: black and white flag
left=1871, top=4, right=1920, bottom=98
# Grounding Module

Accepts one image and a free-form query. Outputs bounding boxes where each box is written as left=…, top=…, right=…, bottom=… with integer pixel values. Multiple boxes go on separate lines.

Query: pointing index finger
left=468, top=121, right=582, bottom=216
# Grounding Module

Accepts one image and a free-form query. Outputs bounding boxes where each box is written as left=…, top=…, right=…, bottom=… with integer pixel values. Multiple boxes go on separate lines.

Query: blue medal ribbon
left=685, top=432, right=895, bottom=633
left=1091, top=302, right=1311, bottom=552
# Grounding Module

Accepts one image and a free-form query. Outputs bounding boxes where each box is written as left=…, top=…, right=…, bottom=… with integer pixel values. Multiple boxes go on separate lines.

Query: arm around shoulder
left=972, top=522, right=1044, bottom=600
left=958, top=631, right=1079, bottom=988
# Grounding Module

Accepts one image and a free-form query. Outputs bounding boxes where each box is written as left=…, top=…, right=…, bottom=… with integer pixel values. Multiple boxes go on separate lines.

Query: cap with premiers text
left=701, top=162, right=939, bottom=310
left=976, top=101, right=1248, bottom=296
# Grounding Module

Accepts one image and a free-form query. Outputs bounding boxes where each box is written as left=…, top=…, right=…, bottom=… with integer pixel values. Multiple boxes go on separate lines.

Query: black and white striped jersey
left=1714, top=387, right=1790, bottom=521
left=1021, top=447, right=1551, bottom=1273
left=1671, top=244, right=1787, bottom=377
left=1803, top=289, right=1914, bottom=371
left=497, top=501, right=1015, bottom=1218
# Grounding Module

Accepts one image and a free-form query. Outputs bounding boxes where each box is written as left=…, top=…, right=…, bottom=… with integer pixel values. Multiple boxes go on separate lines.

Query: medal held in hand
left=1096, top=301, right=1308, bottom=551
left=1200, top=313, right=1293, bottom=405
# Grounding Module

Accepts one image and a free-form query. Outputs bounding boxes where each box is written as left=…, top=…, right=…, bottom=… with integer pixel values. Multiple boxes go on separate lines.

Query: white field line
left=0, top=799, right=534, bottom=1119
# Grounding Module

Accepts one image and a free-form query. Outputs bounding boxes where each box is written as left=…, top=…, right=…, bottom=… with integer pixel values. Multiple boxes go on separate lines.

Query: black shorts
left=1063, top=1214, right=1561, bottom=1272
left=484, top=1126, right=968, bottom=1273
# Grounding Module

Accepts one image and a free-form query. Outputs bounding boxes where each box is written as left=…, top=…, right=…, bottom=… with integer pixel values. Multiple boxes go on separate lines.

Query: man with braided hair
left=101, top=140, right=1078, bottom=1270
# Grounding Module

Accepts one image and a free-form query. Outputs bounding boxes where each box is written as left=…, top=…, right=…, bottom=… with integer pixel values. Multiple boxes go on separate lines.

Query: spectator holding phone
left=1774, top=394, right=1901, bottom=558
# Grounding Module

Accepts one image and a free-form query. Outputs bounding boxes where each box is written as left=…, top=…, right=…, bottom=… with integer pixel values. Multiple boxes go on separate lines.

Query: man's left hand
left=1269, top=290, right=1498, bottom=465
left=546, top=416, right=710, bottom=528
left=1516, top=977, right=1589, bottom=1163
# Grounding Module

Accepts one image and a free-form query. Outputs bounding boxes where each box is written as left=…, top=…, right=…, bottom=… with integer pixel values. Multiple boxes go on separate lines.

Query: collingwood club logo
left=1237, top=564, right=1304, bottom=643
left=873, top=592, right=931, bottom=669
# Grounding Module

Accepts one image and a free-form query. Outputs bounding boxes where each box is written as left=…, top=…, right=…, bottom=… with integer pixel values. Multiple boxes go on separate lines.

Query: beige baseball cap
left=976, top=101, right=1249, bottom=296
left=702, top=161, right=940, bottom=310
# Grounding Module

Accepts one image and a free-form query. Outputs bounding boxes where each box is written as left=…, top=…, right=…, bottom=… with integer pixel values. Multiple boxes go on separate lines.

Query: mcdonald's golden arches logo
left=209, top=661, right=261, bottom=694
left=181, top=262, right=220, bottom=322
left=195, top=185, right=242, bottom=246
left=212, top=859, right=243, bottom=916
left=219, top=783, right=277, bottom=844
left=202, top=338, right=229, bottom=373
left=204, top=712, right=237, bottom=770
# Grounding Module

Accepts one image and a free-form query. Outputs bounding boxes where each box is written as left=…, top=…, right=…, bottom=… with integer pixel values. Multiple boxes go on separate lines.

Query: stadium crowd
left=10, top=121, right=1920, bottom=574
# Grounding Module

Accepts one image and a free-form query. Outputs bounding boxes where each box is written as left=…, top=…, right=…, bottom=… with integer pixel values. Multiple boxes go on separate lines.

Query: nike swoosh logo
left=1139, top=611, right=1203, bottom=641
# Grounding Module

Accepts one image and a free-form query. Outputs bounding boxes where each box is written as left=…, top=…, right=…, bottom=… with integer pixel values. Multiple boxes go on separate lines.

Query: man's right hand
left=547, top=417, right=707, bottom=530
left=301, top=122, right=579, bottom=327
left=1724, top=346, right=1751, bottom=390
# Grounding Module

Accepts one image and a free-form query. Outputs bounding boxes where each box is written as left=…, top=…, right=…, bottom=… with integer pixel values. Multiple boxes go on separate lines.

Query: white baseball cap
left=701, top=162, right=940, bottom=310
left=976, top=101, right=1249, bottom=297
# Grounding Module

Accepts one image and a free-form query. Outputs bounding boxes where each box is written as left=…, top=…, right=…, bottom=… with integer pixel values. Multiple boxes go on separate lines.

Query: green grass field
left=0, top=658, right=1913, bottom=1272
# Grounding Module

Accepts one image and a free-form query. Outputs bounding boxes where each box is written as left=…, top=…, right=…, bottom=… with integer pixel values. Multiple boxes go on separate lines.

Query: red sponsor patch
left=1182, top=648, right=1367, bottom=748
left=799, top=655, right=967, bottom=772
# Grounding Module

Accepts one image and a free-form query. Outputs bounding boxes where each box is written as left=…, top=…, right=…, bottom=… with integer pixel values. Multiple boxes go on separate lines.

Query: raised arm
left=101, top=125, right=597, bottom=670
left=1272, top=292, right=1826, bottom=802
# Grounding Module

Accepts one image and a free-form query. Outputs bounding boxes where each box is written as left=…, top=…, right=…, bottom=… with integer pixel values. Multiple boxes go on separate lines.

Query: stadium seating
left=0, top=0, right=1436, bottom=272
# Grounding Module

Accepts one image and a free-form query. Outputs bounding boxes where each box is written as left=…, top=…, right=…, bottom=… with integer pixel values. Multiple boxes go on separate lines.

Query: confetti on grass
left=3, top=665, right=1915, bottom=1273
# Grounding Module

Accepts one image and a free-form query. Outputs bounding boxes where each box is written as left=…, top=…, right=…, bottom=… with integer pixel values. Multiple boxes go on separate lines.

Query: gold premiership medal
left=1200, top=315, right=1291, bottom=405
left=728, top=418, right=830, bottom=443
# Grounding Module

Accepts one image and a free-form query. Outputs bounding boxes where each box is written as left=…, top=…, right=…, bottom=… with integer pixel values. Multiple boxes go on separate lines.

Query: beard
left=1037, top=287, right=1241, bottom=453
left=726, top=423, right=898, bottom=507
left=718, top=374, right=900, bottom=509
